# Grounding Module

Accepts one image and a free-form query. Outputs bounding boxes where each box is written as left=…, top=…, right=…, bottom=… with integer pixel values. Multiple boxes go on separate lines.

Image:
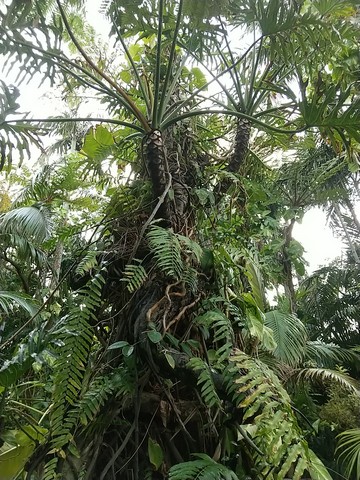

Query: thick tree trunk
left=219, top=116, right=250, bottom=196
left=143, top=129, right=190, bottom=230
left=144, top=129, right=172, bottom=223
left=227, top=117, right=251, bottom=174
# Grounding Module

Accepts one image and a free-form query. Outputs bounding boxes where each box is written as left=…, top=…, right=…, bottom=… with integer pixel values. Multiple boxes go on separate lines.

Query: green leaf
left=128, top=43, right=142, bottom=61
left=107, top=341, right=129, bottom=350
left=147, top=330, right=162, bottom=343
left=82, top=125, right=114, bottom=160
left=307, top=449, right=333, bottom=480
left=0, top=442, right=35, bottom=480
left=148, top=437, right=164, bottom=470
left=195, top=188, right=211, bottom=206
left=200, top=248, right=214, bottom=274
left=0, top=427, right=47, bottom=480
left=164, top=352, right=175, bottom=369
left=245, top=309, right=264, bottom=339
left=122, top=345, right=134, bottom=357
left=264, top=310, right=307, bottom=366
left=191, top=67, right=207, bottom=89
left=0, top=291, right=37, bottom=316
left=119, top=70, right=132, bottom=84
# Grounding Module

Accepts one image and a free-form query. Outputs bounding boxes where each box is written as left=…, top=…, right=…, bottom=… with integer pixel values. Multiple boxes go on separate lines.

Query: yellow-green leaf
left=148, top=437, right=163, bottom=470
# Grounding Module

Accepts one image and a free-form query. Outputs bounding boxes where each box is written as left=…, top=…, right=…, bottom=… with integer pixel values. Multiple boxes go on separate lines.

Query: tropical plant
left=336, top=429, right=360, bottom=480
left=0, top=1, right=359, bottom=479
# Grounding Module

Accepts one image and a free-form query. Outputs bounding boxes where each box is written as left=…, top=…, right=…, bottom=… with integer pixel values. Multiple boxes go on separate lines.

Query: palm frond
left=0, top=80, right=43, bottom=169
left=292, top=367, right=360, bottom=395
left=305, top=341, right=360, bottom=368
left=264, top=310, right=307, bottom=366
left=1, top=205, right=53, bottom=243
left=2, top=233, right=48, bottom=266
left=336, top=428, right=360, bottom=480
left=0, top=291, right=37, bottom=316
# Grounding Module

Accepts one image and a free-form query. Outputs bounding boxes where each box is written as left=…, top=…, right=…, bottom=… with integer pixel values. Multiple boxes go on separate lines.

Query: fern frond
left=75, top=368, right=134, bottom=427
left=121, top=260, right=148, bottom=293
left=176, top=234, right=203, bottom=263
left=194, top=309, right=233, bottom=362
left=188, top=358, right=221, bottom=408
left=75, top=250, right=99, bottom=276
left=225, top=350, right=332, bottom=480
left=147, top=225, right=183, bottom=279
left=45, top=270, right=105, bottom=478
left=182, top=266, right=198, bottom=293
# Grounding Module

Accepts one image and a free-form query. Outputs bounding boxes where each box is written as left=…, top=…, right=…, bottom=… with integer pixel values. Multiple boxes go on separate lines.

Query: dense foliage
left=0, top=1, right=360, bottom=479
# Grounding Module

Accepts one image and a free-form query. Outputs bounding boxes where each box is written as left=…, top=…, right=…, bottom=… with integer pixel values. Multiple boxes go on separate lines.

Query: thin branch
left=112, top=20, right=151, bottom=115
left=6, top=117, right=144, bottom=133
left=162, top=109, right=307, bottom=135
left=157, top=0, right=184, bottom=124
left=100, top=423, right=136, bottom=480
left=152, top=0, right=164, bottom=127
left=166, top=36, right=263, bottom=123
left=0, top=253, right=30, bottom=293
left=55, top=0, right=150, bottom=131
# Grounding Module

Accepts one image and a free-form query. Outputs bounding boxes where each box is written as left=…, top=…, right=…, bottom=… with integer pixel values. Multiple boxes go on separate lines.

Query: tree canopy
left=0, top=1, right=360, bottom=479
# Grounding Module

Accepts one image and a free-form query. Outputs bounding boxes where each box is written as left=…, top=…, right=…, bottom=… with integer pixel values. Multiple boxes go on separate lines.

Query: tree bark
left=282, top=218, right=297, bottom=313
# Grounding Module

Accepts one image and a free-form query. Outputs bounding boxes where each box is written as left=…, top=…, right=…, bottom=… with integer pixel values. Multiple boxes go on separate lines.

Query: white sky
left=1, top=1, right=348, bottom=273
left=293, top=208, right=344, bottom=272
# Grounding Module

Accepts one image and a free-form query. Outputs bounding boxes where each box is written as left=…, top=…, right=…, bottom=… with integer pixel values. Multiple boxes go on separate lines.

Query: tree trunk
left=49, top=240, right=64, bottom=293
left=227, top=117, right=251, bottom=174
left=282, top=218, right=297, bottom=313
left=143, top=129, right=172, bottom=224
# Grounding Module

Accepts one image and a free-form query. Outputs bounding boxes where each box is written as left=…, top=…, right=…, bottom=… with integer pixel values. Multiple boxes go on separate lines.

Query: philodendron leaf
left=0, top=426, right=48, bottom=480
left=82, top=125, right=114, bottom=160
left=148, top=437, right=164, bottom=470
